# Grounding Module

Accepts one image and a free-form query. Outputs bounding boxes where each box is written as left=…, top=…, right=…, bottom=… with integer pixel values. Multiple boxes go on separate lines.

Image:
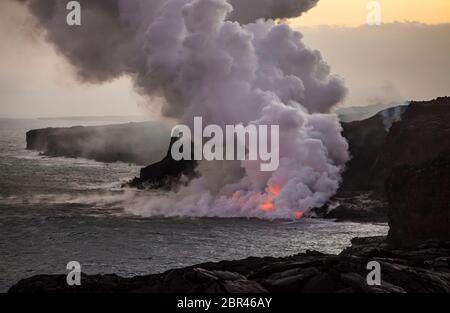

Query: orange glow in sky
left=290, top=0, right=450, bottom=27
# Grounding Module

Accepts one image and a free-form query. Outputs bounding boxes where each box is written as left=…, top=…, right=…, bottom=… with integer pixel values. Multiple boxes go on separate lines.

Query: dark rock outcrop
left=311, top=105, right=406, bottom=222
left=383, top=97, right=450, bottom=174
left=312, top=190, right=388, bottom=223
left=9, top=237, right=450, bottom=293
left=384, top=98, right=450, bottom=246
left=340, top=106, right=405, bottom=191
left=26, top=122, right=169, bottom=165
left=129, top=137, right=198, bottom=189
left=315, top=97, right=450, bottom=223
left=386, top=152, right=450, bottom=246
left=27, top=122, right=197, bottom=189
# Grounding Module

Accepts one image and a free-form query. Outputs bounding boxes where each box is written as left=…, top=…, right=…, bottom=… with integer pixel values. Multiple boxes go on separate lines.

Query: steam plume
left=19, top=0, right=349, bottom=219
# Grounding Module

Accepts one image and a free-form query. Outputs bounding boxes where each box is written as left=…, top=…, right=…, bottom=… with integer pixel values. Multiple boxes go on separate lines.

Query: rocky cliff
left=316, top=97, right=450, bottom=223
left=26, top=122, right=169, bottom=165
left=129, top=137, right=198, bottom=189
left=383, top=97, right=450, bottom=173
left=311, top=105, right=406, bottom=222
left=340, top=105, right=405, bottom=191
left=386, top=152, right=450, bottom=246
left=384, top=97, right=450, bottom=245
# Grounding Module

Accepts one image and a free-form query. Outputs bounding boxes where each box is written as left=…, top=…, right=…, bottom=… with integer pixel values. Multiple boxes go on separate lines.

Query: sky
left=301, top=23, right=450, bottom=107
left=291, top=0, right=450, bottom=26
left=0, top=0, right=449, bottom=118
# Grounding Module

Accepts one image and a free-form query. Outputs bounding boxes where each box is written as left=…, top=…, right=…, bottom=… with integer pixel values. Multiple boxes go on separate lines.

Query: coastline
left=9, top=236, right=450, bottom=293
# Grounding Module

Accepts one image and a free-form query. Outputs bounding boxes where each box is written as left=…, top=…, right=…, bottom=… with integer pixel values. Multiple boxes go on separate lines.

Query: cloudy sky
left=0, top=0, right=449, bottom=118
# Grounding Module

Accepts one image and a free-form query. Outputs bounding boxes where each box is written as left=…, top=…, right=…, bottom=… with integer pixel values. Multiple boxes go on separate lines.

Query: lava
left=259, top=185, right=305, bottom=220
left=260, top=185, right=281, bottom=212
left=294, top=211, right=304, bottom=220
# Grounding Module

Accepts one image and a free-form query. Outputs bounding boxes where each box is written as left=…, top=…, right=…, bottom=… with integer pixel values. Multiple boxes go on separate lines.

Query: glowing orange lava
left=294, top=211, right=304, bottom=220
left=260, top=201, right=274, bottom=212
left=260, top=185, right=281, bottom=212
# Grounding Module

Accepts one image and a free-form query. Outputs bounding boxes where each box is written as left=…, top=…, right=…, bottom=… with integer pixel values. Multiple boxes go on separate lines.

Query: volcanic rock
left=386, top=151, right=450, bottom=246
left=128, top=137, right=198, bottom=189
left=383, top=97, right=450, bottom=174
left=310, top=105, right=407, bottom=222
left=311, top=190, right=388, bottom=223
left=340, top=106, right=405, bottom=191
left=26, top=122, right=197, bottom=189
left=26, top=122, right=169, bottom=165
left=383, top=97, right=450, bottom=246
left=315, top=97, right=450, bottom=223
left=9, top=237, right=450, bottom=293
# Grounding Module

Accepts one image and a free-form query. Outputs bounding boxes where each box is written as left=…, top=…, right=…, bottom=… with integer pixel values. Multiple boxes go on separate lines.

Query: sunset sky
left=291, top=0, right=450, bottom=27
left=0, top=0, right=449, bottom=118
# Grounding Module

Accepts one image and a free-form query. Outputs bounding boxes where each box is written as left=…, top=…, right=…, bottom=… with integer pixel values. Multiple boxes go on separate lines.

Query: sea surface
left=0, top=118, right=388, bottom=292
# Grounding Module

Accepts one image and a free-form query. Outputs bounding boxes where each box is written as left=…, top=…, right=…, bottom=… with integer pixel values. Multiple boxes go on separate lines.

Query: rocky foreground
left=8, top=237, right=450, bottom=293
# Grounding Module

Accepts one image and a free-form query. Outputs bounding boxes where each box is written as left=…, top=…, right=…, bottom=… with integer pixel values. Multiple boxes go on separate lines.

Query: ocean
left=0, top=118, right=388, bottom=292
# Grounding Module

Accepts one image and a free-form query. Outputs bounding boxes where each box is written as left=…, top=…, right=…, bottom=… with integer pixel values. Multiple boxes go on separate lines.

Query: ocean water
left=0, top=118, right=388, bottom=292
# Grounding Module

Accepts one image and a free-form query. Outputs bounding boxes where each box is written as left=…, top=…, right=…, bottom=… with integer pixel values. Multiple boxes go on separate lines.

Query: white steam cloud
left=20, top=0, right=349, bottom=219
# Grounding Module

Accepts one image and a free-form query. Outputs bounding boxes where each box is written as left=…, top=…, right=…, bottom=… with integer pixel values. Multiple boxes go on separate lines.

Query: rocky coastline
left=14, top=97, right=450, bottom=293
left=8, top=237, right=450, bottom=293
left=26, top=121, right=170, bottom=166
left=313, top=97, right=450, bottom=223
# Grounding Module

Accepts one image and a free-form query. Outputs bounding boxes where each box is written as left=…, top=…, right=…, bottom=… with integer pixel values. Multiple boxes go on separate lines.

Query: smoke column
left=19, top=0, right=349, bottom=219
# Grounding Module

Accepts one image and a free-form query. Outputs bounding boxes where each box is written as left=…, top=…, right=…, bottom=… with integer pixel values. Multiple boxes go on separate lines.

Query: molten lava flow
left=260, top=201, right=274, bottom=212
left=260, top=185, right=281, bottom=212
left=294, top=211, right=304, bottom=220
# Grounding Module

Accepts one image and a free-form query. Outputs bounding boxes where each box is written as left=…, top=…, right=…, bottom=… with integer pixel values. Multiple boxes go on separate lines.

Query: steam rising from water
left=20, top=0, right=349, bottom=219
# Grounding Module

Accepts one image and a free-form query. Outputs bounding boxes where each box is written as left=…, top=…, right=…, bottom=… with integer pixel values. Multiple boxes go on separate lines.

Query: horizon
left=290, top=0, right=450, bottom=27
